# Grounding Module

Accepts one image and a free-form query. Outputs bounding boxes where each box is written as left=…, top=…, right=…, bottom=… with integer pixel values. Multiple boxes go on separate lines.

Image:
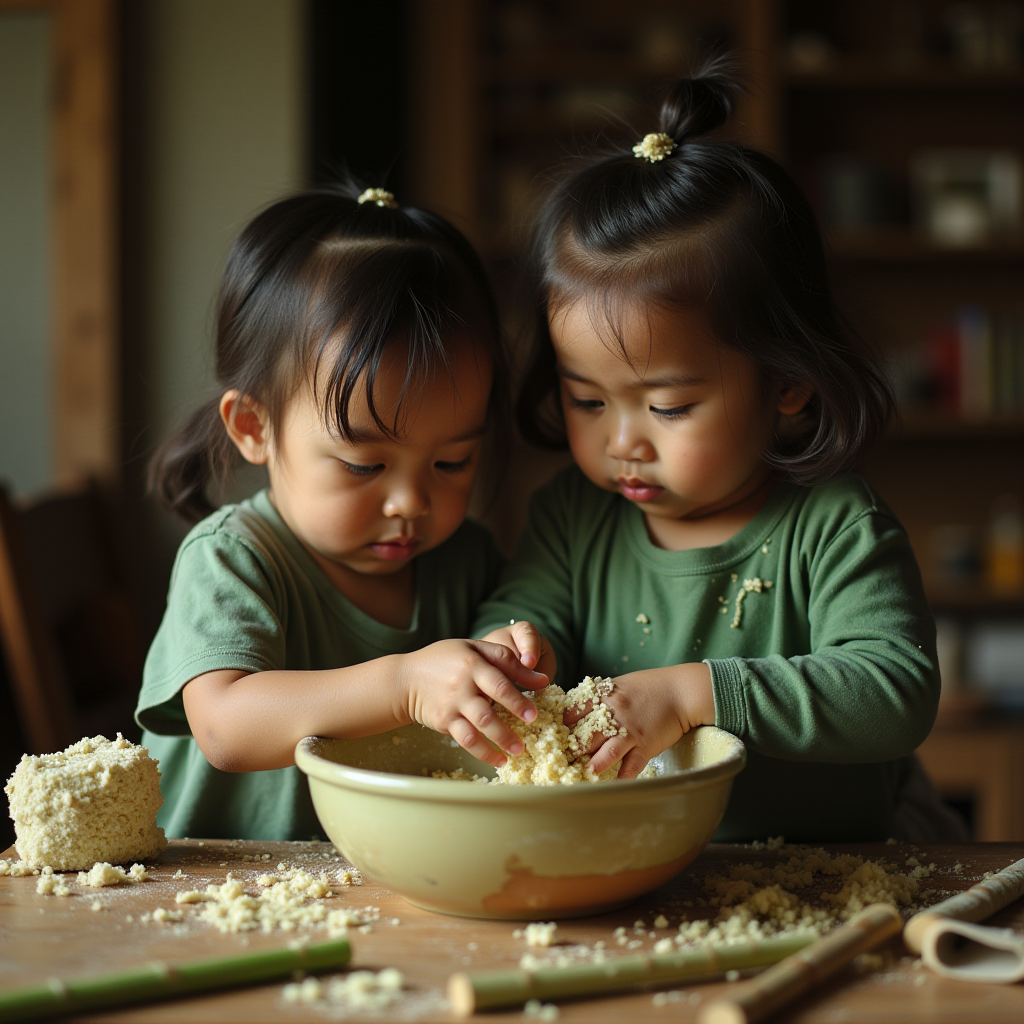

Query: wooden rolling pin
left=697, top=904, right=902, bottom=1024
left=903, top=855, right=1024, bottom=954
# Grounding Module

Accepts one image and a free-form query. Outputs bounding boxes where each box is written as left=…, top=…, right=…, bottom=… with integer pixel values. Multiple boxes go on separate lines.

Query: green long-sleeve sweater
left=473, top=468, right=939, bottom=842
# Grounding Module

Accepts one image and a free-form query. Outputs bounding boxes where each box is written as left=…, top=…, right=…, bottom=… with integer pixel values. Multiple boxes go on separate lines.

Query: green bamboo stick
left=0, top=937, right=350, bottom=1024
left=448, top=931, right=817, bottom=1015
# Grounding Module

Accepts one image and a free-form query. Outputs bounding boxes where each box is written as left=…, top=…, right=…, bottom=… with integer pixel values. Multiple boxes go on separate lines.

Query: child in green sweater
left=137, top=180, right=547, bottom=840
left=477, top=61, right=962, bottom=842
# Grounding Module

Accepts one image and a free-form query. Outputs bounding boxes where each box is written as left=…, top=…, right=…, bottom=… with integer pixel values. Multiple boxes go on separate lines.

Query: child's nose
left=606, top=418, right=655, bottom=462
left=383, top=481, right=429, bottom=520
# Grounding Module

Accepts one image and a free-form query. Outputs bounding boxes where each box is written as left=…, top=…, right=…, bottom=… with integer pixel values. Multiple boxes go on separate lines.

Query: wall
left=0, top=12, right=52, bottom=496
left=122, top=0, right=306, bottom=615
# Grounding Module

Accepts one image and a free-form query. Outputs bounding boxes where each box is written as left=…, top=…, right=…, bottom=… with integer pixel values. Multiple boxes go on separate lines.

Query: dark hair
left=150, top=175, right=506, bottom=522
left=519, top=56, right=894, bottom=484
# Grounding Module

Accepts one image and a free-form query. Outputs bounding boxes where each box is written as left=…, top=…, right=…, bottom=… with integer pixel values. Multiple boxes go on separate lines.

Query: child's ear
left=220, top=391, right=271, bottom=465
left=775, top=382, right=813, bottom=418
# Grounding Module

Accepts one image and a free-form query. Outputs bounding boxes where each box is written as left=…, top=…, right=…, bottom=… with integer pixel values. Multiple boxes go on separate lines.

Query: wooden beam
left=735, top=0, right=781, bottom=156
left=0, top=0, right=119, bottom=484
left=408, top=0, right=481, bottom=245
left=51, top=0, right=119, bottom=483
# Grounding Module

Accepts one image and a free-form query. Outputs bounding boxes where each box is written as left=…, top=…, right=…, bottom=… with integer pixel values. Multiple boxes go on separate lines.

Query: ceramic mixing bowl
left=295, top=725, right=745, bottom=920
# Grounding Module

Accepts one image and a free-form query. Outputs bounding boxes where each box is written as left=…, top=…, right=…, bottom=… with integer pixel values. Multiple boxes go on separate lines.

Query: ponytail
left=148, top=396, right=237, bottom=524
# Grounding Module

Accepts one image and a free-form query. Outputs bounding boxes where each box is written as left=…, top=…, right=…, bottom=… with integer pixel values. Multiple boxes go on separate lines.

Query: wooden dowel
left=447, top=931, right=817, bottom=1016
left=903, top=855, right=1024, bottom=954
left=0, top=937, right=350, bottom=1024
left=697, top=904, right=902, bottom=1024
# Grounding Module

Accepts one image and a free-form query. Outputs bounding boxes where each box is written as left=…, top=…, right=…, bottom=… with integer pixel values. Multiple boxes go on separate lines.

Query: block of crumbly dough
left=4, top=733, right=166, bottom=871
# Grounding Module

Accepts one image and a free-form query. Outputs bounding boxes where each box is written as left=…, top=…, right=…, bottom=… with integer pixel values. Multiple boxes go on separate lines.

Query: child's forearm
left=183, top=658, right=408, bottom=773
left=182, top=639, right=549, bottom=773
left=708, top=642, right=940, bottom=762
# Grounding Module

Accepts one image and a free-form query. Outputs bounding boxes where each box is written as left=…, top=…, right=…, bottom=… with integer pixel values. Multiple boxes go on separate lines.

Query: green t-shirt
left=137, top=489, right=503, bottom=841
left=474, top=468, right=939, bottom=842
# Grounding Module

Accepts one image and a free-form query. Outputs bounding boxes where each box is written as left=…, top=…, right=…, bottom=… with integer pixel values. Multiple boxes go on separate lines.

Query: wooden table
left=3, top=840, right=1024, bottom=1023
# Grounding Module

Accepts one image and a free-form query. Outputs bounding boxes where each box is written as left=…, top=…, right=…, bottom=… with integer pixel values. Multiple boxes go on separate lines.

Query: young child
left=478, top=62, right=962, bottom=843
left=136, top=180, right=547, bottom=840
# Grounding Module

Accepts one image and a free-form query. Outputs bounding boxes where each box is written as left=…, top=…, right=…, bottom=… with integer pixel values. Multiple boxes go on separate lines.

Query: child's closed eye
left=435, top=457, right=473, bottom=473
left=567, top=396, right=604, bottom=411
left=341, top=460, right=384, bottom=476
left=650, top=404, right=694, bottom=419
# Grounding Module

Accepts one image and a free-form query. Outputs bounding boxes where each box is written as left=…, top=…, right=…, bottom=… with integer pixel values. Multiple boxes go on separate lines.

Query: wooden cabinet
left=918, top=722, right=1024, bottom=840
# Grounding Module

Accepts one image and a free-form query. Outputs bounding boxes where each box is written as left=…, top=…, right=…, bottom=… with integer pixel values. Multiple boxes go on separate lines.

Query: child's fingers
left=586, top=732, right=635, bottom=777
left=459, top=694, right=526, bottom=757
left=473, top=664, right=541, bottom=726
left=472, top=641, right=549, bottom=696
left=615, top=747, right=650, bottom=780
left=562, top=699, right=593, bottom=727
left=448, top=717, right=509, bottom=769
left=509, top=620, right=543, bottom=670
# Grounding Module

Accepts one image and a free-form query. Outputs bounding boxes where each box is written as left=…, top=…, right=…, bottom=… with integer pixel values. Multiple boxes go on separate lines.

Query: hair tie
left=357, top=188, right=398, bottom=209
left=632, top=132, right=676, bottom=163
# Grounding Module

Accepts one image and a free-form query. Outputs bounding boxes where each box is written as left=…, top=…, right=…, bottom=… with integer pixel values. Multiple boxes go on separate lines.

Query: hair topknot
left=656, top=54, right=741, bottom=145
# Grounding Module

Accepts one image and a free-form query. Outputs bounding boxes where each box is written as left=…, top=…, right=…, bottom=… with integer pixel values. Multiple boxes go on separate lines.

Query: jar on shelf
left=986, top=494, right=1024, bottom=595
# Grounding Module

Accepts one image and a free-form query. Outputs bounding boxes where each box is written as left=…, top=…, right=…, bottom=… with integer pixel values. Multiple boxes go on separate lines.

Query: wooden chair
left=0, top=479, right=146, bottom=755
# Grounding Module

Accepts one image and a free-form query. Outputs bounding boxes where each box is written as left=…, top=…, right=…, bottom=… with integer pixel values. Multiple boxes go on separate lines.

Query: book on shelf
left=897, top=306, right=1024, bottom=421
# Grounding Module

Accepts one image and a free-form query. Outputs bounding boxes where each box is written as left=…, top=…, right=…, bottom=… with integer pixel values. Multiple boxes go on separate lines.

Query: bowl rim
left=295, top=726, right=746, bottom=803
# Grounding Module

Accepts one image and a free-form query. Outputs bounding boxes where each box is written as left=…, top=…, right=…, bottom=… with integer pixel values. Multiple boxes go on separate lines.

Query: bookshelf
left=782, top=60, right=1024, bottom=90
left=408, top=0, right=1024, bottom=599
left=827, top=228, right=1024, bottom=263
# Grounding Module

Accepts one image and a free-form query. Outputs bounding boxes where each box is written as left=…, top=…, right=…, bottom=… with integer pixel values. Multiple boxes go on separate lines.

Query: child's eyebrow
left=340, top=422, right=488, bottom=445
left=556, top=364, right=707, bottom=388
left=637, top=372, right=708, bottom=389
left=338, top=425, right=386, bottom=445
left=447, top=423, right=488, bottom=443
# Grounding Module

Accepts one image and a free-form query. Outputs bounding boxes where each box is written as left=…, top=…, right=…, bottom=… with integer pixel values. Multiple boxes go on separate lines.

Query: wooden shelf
left=486, top=53, right=676, bottom=86
left=925, top=584, right=1024, bottom=615
left=892, top=413, right=1024, bottom=439
left=488, top=226, right=1024, bottom=267
left=782, top=59, right=1024, bottom=91
left=490, top=108, right=636, bottom=137
left=826, top=230, right=1024, bottom=263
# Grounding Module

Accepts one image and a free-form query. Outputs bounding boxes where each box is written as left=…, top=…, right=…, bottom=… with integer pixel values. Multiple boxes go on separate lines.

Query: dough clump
left=433, top=676, right=660, bottom=785
left=495, top=675, right=623, bottom=785
left=4, top=733, right=166, bottom=871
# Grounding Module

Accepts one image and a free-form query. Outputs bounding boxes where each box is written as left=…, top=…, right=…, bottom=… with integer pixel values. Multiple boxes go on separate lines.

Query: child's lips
left=370, top=539, right=420, bottom=560
left=618, top=478, right=664, bottom=503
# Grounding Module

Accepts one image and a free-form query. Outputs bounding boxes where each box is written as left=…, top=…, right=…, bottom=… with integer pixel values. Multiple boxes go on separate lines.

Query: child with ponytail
left=137, top=180, right=547, bottom=840
left=477, top=60, right=963, bottom=842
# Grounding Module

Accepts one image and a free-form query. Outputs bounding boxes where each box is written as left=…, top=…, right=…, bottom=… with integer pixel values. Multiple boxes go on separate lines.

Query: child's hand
left=479, top=620, right=557, bottom=681
left=567, top=663, right=715, bottom=779
left=395, top=640, right=549, bottom=769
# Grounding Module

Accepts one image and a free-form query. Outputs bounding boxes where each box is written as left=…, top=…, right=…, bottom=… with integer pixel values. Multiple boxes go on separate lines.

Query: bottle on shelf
left=987, top=495, right=1024, bottom=596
